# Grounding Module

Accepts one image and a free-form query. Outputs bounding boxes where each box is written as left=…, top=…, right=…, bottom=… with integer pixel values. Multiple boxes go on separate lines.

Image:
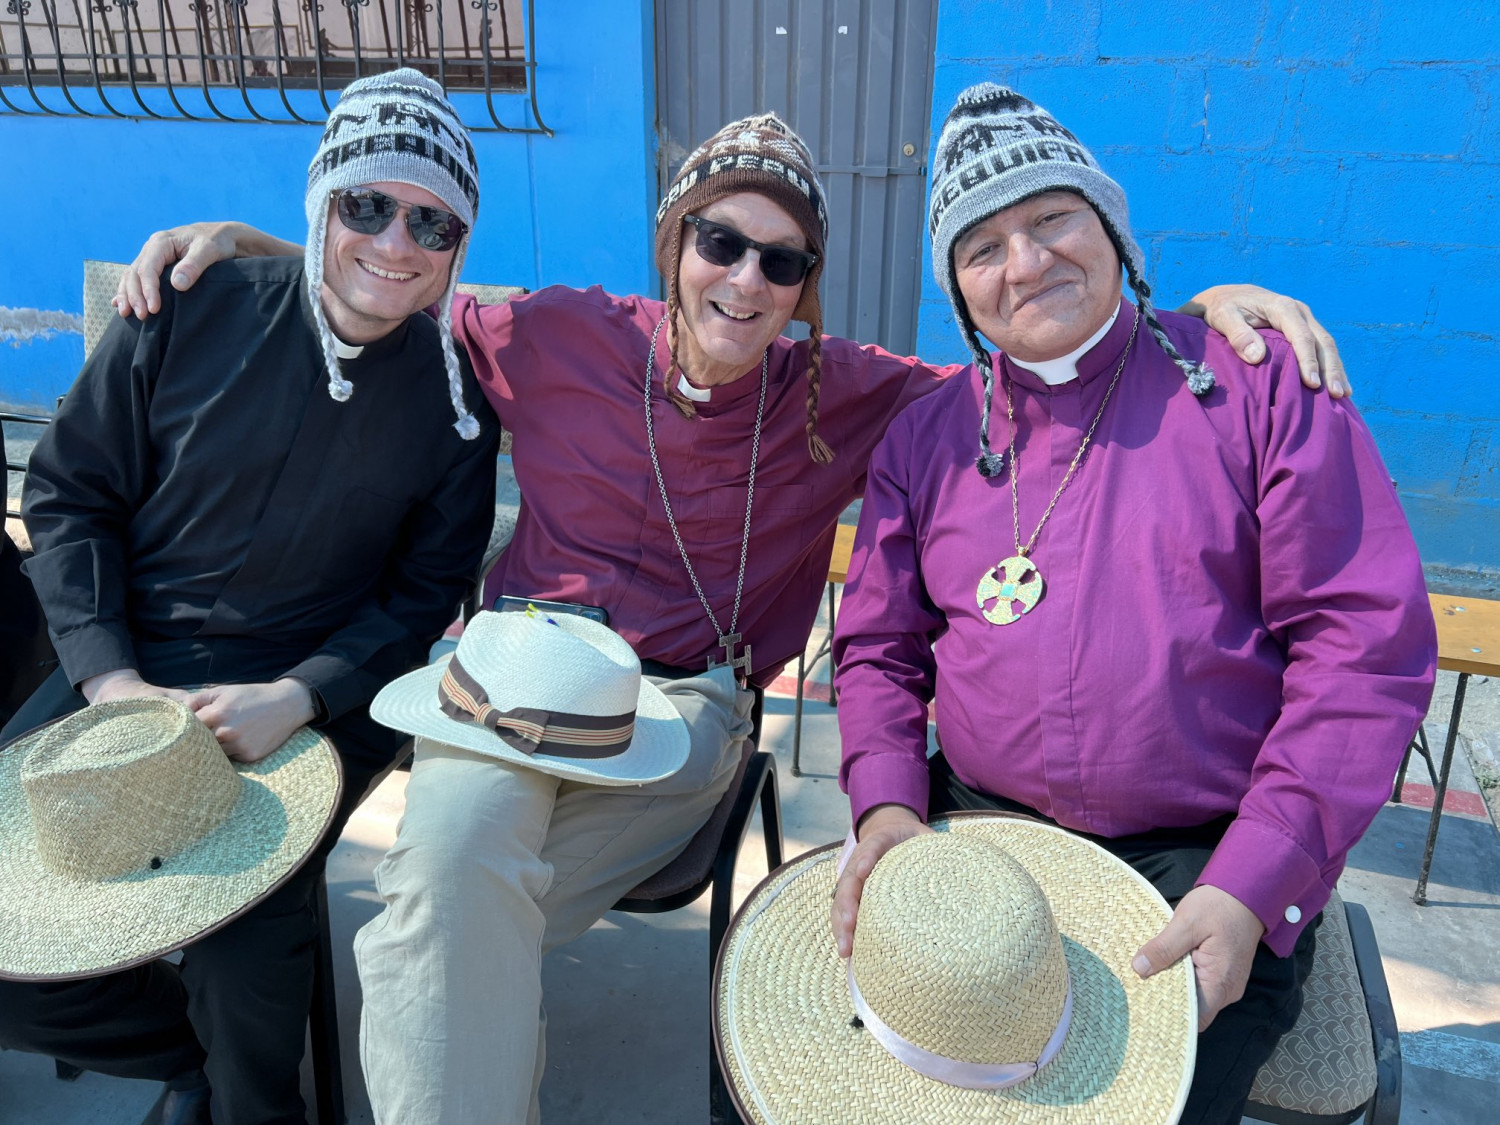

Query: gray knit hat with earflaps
left=928, top=83, right=1214, bottom=477
left=304, top=68, right=483, bottom=439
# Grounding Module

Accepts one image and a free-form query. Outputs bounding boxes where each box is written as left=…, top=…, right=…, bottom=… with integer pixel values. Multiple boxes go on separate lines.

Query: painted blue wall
left=0, top=0, right=657, bottom=408
left=920, top=0, right=1500, bottom=578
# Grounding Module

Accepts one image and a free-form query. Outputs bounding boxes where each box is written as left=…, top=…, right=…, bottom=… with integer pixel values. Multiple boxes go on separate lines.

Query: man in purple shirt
left=830, top=84, right=1436, bottom=1124
left=119, top=108, right=1357, bottom=1120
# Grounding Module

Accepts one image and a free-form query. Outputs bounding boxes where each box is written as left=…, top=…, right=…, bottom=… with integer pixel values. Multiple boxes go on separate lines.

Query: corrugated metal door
left=655, top=0, right=937, bottom=355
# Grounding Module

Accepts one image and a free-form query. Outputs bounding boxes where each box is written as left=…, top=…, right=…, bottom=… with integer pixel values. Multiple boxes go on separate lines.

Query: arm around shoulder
left=116, top=222, right=303, bottom=320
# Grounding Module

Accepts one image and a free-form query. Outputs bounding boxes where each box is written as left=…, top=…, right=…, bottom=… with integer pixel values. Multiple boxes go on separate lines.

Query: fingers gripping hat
left=654, top=113, right=835, bottom=464
left=305, top=67, right=483, bottom=439
left=0, top=698, right=341, bottom=980
left=928, top=83, right=1215, bottom=477
left=714, top=815, right=1198, bottom=1124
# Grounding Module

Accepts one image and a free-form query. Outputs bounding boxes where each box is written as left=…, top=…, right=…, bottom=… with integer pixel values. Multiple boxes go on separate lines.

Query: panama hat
left=370, top=608, right=690, bottom=786
left=714, top=813, right=1197, bottom=1124
left=0, top=697, right=341, bottom=981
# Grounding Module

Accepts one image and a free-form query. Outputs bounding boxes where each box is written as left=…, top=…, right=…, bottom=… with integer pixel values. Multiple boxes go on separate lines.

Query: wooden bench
left=1394, top=592, right=1500, bottom=904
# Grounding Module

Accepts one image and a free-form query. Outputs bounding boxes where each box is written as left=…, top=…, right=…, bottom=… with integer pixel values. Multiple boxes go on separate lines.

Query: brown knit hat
left=654, top=113, right=834, bottom=463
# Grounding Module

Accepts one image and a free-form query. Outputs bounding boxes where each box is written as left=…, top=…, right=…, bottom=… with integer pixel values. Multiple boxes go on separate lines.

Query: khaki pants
left=355, top=668, right=752, bottom=1124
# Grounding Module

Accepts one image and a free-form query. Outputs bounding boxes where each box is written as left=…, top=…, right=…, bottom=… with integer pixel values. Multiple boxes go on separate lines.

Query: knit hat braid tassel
left=1127, top=272, right=1216, bottom=396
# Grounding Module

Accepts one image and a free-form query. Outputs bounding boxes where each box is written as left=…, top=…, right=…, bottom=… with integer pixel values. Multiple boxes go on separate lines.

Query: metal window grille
left=0, top=0, right=550, bottom=132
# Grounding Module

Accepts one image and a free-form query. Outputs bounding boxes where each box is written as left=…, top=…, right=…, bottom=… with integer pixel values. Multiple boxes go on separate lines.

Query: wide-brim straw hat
left=0, top=698, right=341, bottom=981
left=371, top=609, right=690, bottom=786
left=714, top=813, right=1197, bottom=1124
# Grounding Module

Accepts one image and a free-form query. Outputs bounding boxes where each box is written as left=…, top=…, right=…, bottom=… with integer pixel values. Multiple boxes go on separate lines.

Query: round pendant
left=977, top=555, right=1044, bottom=625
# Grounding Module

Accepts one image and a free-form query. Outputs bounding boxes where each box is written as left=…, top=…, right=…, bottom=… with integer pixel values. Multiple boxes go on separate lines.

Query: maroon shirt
left=453, top=285, right=956, bottom=686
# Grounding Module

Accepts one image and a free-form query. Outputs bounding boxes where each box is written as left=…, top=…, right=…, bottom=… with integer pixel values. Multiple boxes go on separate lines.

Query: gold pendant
left=977, top=555, right=1044, bottom=625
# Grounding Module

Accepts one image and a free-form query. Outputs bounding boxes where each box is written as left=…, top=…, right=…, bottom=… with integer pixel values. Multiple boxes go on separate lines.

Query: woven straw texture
left=371, top=610, right=689, bottom=785
left=0, top=706, right=339, bottom=981
left=1248, top=891, right=1376, bottom=1114
left=22, top=702, right=241, bottom=881
left=715, top=817, right=1196, bottom=1125
left=853, top=834, right=1071, bottom=1063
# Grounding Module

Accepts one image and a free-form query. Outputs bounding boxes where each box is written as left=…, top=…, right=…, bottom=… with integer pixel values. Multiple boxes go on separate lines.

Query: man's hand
left=80, top=669, right=194, bottom=707
left=1179, top=285, right=1351, bottom=399
left=831, top=804, right=933, bottom=958
left=1133, top=884, right=1266, bottom=1032
left=187, top=678, right=317, bottom=764
left=113, top=222, right=303, bottom=320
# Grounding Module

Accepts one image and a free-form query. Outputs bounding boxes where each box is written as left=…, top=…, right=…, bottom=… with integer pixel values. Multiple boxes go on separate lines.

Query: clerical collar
left=1009, top=305, right=1119, bottom=386
left=333, top=338, right=366, bottom=360
left=676, top=372, right=713, bottom=403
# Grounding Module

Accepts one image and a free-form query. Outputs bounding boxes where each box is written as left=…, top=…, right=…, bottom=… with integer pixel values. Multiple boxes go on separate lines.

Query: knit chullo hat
left=305, top=67, right=482, bottom=439
left=654, top=113, right=835, bottom=464
left=928, top=83, right=1215, bottom=477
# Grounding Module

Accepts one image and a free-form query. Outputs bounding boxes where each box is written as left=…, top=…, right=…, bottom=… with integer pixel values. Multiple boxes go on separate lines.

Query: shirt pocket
left=709, top=482, right=813, bottom=520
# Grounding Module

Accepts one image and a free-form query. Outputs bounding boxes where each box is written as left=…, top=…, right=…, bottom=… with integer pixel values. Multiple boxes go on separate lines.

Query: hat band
left=846, top=962, right=1073, bottom=1090
left=834, top=830, right=1074, bottom=1090
left=438, top=657, right=635, bottom=760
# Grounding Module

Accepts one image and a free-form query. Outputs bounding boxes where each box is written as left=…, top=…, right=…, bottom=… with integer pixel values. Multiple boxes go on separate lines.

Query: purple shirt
left=833, top=302, right=1436, bottom=955
left=453, top=286, right=957, bottom=686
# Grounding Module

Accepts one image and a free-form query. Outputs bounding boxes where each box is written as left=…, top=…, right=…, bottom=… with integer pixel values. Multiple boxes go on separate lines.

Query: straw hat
left=714, top=814, right=1198, bottom=1124
left=0, top=698, right=341, bottom=981
left=370, top=609, right=690, bottom=786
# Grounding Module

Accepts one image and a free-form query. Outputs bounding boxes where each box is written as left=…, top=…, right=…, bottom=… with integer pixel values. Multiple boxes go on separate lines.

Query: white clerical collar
left=333, top=337, right=366, bottom=360
left=1008, top=305, right=1119, bottom=386
left=676, top=373, right=713, bottom=402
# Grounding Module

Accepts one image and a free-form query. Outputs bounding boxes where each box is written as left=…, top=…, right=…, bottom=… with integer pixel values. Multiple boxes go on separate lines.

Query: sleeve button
left=1284, top=904, right=1302, bottom=924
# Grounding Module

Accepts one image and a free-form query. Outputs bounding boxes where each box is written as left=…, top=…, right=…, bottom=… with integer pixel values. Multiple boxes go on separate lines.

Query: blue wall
left=0, top=0, right=657, bottom=407
left=919, top=0, right=1500, bottom=578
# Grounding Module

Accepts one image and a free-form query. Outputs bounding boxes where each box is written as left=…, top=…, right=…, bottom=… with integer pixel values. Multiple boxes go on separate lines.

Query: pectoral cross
left=709, top=632, right=753, bottom=685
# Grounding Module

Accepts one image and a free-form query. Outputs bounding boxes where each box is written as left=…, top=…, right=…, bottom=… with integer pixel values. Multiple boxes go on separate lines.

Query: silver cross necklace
left=644, top=313, right=766, bottom=682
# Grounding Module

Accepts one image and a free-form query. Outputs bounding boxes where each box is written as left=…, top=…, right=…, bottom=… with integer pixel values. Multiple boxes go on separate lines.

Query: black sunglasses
left=333, top=188, right=466, bottom=253
left=683, top=214, right=818, bottom=287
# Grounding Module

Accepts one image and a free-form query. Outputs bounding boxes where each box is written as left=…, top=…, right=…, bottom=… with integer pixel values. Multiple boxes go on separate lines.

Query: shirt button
left=1284, top=905, right=1302, bottom=924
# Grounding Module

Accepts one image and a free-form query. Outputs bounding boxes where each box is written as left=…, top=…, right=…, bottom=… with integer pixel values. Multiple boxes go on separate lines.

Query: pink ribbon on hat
left=836, top=830, right=1074, bottom=1090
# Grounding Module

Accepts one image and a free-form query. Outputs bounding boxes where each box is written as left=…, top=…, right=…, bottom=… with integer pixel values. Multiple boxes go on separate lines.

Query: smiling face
left=953, top=191, right=1123, bottom=363
left=673, top=192, right=806, bottom=386
left=319, top=181, right=457, bottom=344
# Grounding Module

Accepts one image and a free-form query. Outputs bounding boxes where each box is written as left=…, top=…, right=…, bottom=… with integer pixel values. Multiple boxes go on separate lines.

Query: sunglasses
left=683, top=214, right=818, bottom=287
left=333, top=188, right=466, bottom=253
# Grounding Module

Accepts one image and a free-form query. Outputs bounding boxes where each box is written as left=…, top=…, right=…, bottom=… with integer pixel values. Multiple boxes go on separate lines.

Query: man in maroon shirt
left=116, top=111, right=1351, bottom=1122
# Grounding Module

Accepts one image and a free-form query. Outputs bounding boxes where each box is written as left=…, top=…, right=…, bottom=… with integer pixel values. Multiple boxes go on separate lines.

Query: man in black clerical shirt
left=0, top=69, right=498, bottom=1125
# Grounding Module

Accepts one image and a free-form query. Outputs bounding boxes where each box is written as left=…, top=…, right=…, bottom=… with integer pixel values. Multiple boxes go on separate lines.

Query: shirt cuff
left=283, top=676, right=329, bottom=725
left=52, top=624, right=139, bottom=691
left=1196, top=817, right=1329, bottom=957
left=845, top=752, right=933, bottom=829
left=283, top=653, right=367, bottom=723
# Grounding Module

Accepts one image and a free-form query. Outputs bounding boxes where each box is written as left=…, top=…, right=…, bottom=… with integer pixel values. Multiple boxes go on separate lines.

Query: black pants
left=929, top=753, right=1318, bottom=1125
left=0, top=648, right=407, bottom=1125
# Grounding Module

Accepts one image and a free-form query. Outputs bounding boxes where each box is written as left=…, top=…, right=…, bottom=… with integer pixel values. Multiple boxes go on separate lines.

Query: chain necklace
left=644, top=314, right=766, bottom=680
left=976, top=307, right=1140, bottom=626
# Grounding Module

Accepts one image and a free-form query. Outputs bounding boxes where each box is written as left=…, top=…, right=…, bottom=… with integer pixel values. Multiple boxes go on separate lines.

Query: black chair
left=1245, top=891, right=1401, bottom=1125
left=611, top=693, right=783, bottom=1125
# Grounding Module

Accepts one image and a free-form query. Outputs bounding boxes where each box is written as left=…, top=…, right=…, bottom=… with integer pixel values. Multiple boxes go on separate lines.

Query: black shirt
left=22, top=257, right=499, bottom=720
